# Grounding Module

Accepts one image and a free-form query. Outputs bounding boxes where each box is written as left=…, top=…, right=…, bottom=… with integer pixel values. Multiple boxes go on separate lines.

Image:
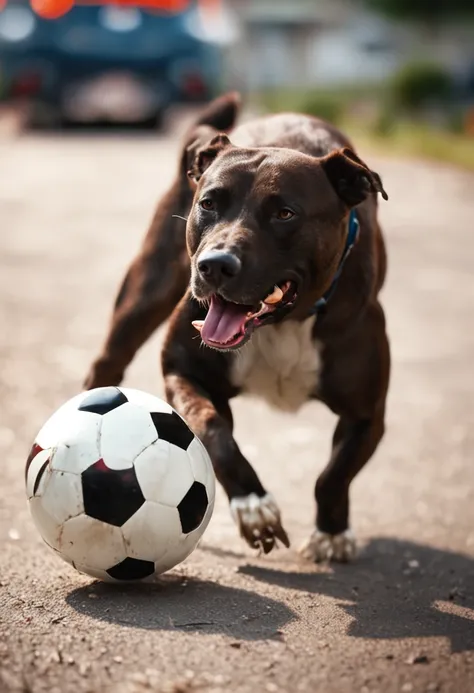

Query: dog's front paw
left=299, top=529, right=356, bottom=563
left=230, top=493, right=290, bottom=554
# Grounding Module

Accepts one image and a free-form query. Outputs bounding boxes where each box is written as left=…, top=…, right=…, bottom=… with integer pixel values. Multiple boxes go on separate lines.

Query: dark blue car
left=0, top=1, right=223, bottom=126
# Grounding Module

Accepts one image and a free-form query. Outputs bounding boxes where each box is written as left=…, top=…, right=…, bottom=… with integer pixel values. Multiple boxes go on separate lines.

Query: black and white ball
left=25, top=387, right=215, bottom=582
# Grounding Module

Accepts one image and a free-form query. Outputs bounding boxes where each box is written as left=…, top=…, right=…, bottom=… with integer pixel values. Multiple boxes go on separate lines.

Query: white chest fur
left=230, top=317, right=322, bottom=413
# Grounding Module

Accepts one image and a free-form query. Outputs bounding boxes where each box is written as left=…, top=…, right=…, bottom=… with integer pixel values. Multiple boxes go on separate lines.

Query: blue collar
left=309, top=209, right=360, bottom=315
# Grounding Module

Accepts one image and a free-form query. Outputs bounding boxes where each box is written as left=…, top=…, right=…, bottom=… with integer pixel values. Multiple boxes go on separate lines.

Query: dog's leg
left=165, top=373, right=290, bottom=553
left=301, top=412, right=385, bottom=562
left=83, top=186, right=190, bottom=390
left=301, top=302, right=390, bottom=562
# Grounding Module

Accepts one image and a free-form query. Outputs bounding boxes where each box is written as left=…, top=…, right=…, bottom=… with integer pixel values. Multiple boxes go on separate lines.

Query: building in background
left=223, top=0, right=474, bottom=93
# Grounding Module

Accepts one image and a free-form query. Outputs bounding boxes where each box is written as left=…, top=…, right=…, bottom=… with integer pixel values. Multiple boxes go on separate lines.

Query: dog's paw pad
left=230, top=493, right=290, bottom=554
left=299, top=529, right=356, bottom=563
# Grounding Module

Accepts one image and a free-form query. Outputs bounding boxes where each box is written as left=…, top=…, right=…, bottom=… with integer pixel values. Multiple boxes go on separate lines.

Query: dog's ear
left=320, top=147, right=388, bottom=207
left=181, top=124, right=216, bottom=178
left=187, top=133, right=232, bottom=184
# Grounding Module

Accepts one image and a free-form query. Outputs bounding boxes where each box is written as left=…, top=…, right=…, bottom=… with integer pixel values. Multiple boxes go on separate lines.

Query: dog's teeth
left=192, top=320, right=204, bottom=332
left=264, top=285, right=283, bottom=305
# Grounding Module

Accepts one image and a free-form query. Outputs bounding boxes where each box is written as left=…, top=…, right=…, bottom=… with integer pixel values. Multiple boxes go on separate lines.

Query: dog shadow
left=65, top=574, right=295, bottom=641
left=238, top=537, right=474, bottom=653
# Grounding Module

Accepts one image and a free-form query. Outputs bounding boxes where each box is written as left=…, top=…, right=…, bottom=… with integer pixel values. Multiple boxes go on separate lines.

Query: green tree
left=363, top=0, right=474, bottom=22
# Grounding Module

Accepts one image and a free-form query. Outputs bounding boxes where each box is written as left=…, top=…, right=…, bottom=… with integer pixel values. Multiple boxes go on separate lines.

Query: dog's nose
left=197, top=250, right=241, bottom=285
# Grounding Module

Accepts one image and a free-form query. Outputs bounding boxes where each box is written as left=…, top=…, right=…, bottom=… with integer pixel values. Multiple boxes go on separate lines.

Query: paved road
left=0, top=122, right=473, bottom=693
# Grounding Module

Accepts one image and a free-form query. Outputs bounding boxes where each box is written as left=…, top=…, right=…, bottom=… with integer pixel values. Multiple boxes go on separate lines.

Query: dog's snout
left=197, top=250, right=241, bottom=286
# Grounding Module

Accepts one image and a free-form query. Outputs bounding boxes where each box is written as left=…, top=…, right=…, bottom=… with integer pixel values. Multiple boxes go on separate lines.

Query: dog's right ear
left=320, top=147, right=388, bottom=207
left=187, top=133, right=232, bottom=185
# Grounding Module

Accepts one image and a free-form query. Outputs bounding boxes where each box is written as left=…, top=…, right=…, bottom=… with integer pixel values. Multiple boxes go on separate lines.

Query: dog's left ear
left=321, top=147, right=388, bottom=207
left=187, top=133, right=232, bottom=185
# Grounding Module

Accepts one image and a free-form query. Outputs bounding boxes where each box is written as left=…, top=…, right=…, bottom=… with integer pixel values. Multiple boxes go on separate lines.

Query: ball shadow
left=238, top=537, right=474, bottom=653
left=65, top=574, right=295, bottom=641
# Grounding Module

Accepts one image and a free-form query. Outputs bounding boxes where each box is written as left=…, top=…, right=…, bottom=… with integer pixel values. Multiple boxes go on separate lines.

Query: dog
left=84, top=92, right=390, bottom=562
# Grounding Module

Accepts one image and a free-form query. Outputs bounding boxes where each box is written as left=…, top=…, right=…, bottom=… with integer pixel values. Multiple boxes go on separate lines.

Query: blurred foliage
left=350, top=118, right=474, bottom=172
left=258, top=89, right=345, bottom=124
left=255, top=82, right=474, bottom=171
left=363, top=0, right=474, bottom=22
left=295, top=93, right=344, bottom=124
left=372, top=104, right=396, bottom=137
left=446, top=108, right=468, bottom=134
left=389, top=62, right=453, bottom=112
left=257, top=85, right=380, bottom=124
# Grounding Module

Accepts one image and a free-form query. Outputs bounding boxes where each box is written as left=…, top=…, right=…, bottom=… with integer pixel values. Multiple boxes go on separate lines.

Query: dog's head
left=186, top=133, right=387, bottom=350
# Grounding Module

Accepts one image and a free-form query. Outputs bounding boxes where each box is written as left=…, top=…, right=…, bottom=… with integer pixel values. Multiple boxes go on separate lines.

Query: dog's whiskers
left=195, top=296, right=210, bottom=310
left=172, top=215, right=188, bottom=222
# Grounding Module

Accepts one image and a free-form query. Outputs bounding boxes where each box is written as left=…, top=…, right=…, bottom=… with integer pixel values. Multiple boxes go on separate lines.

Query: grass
left=250, top=88, right=474, bottom=173
left=346, top=119, right=474, bottom=172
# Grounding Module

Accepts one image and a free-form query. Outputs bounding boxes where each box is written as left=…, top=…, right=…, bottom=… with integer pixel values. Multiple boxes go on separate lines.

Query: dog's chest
left=230, top=317, right=321, bottom=412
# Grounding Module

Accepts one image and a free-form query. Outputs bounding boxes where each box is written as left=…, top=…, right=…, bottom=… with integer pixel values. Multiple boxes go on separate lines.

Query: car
left=0, top=0, right=223, bottom=127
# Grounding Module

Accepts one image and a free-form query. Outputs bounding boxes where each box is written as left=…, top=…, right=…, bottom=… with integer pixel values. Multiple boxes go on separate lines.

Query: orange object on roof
left=0, top=0, right=223, bottom=19
left=23, top=0, right=204, bottom=19
left=31, top=0, right=74, bottom=19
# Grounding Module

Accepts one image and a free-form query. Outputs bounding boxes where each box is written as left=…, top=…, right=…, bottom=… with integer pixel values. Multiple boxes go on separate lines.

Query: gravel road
left=0, top=120, right=473, bottom=693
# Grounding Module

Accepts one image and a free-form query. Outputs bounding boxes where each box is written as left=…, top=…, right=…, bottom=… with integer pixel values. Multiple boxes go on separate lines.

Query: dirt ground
left=0, top=115, right=473, bottom=693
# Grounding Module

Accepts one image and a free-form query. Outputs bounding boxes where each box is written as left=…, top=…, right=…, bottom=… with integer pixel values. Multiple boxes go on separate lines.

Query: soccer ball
left=25, top=387, right=215, bottom=582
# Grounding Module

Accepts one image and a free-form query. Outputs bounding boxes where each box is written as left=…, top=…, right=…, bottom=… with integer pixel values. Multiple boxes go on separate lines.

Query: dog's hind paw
left=299, top=529, right=356, bottom=563
left=230, top=493, right=290, bottom=554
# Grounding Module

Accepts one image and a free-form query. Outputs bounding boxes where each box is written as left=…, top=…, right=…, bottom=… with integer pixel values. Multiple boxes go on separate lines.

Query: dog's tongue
left=201, top=295, right=250, bottom=345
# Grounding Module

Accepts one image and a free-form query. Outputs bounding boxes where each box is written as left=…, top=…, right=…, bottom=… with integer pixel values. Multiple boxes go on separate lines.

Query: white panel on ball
left=41, top=470, right=84, bottom=525
left=100, top=403, right=158, bottom=469
left=121, top=388, right=173, bottom=414
left=26, top=449, right=52, bottom=499
left=208, top=472, right=216, bottom=505
left=121, top=500, right=181, bottom=562
left=34, top=393, right=85, bottom=450
left=29, top=497, right=62, bottom=550
left=148, top=445, right=194, bottom=507
left=155, top=538, right=192, bottom=575
left=59, top=515, right=126, bottom=569
left=186, top=437, right=208, bottom=485
left=73, top=564, right=112, bottom=582
left=134, top=440, right=170, bottom=501
left=154, top=495, right=215, bottom=574
left=187, top=437, right=215, bottom=502
left=37, top=405, right=100, bottom=452
left=48, top=414, right=102, bottom=475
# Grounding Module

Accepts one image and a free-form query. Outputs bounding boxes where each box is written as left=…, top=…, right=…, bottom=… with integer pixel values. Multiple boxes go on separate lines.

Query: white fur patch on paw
left=299, top=529, right=356, bottom=563
left=230, top=493, right=290, bottom=553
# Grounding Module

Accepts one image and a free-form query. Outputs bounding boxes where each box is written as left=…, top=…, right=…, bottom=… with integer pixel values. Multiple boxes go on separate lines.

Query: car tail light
left=11, top=72, right=42, bottom=97
left=181, top=71, right=206, bottom=99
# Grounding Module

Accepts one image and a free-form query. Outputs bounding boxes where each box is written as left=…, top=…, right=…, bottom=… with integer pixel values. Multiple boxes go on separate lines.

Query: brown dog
left=84, top=93, right=390, bottom=561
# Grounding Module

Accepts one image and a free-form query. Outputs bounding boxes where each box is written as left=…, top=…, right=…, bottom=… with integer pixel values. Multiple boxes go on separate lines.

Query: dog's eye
left=276, top=208, right=295, bottom=221
left=200, top=199, right=215, bottom=211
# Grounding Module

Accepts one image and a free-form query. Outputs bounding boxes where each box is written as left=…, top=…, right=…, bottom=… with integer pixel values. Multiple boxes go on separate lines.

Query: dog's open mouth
left=192, top=281, right=297, bottom=350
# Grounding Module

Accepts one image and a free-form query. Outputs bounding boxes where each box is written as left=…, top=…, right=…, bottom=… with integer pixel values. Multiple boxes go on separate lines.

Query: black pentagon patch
left=25, top=442, right=43, bottom=480
left=178, top=481, right=208, bottom=534
left=82, top=459, right=145, bottom=527
left=107, top=557, right=155, bottom=581
left=151, top=411, right=194, bottom=451
left=79, top=387, right=128, bottom=415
